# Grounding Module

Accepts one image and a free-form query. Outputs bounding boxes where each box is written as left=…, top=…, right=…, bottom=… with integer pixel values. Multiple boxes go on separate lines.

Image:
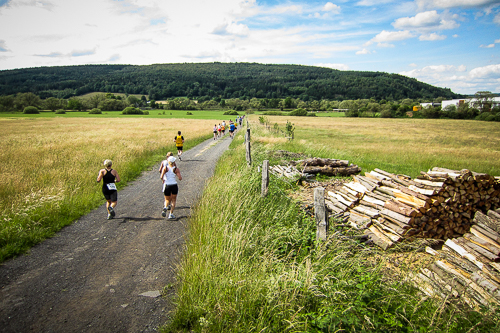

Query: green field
left=0, top=109, right=246, bottom=120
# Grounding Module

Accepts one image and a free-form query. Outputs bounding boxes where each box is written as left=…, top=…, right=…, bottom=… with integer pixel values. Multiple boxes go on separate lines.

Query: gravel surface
left=0, top=134, right=234, bottom=333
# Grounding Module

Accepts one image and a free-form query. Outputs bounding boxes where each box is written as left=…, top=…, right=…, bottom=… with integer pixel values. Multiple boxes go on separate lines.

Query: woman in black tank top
left=97, top=159, right=121, bottom=219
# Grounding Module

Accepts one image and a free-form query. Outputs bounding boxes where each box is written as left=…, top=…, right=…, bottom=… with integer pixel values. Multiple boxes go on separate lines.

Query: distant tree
left=67, top=98, right=84, bottom=111
left=15, top=92, right=41, bottom=110
left=86, top=94, right=106, bottom=109
left=44, top=97, right=62, bottom=111
left=0, top=95, right=15, bottom=112
left=473, top=91, right=495, bottom=113
left=127, top=95, right=140, bottom=106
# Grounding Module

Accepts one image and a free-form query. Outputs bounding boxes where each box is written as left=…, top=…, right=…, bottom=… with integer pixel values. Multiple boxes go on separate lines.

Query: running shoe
left=107, top=214, right=113, bottom=220
left=108, top=206, right=115, bottom=217
left=168, top=213, right=175, bottom=219
left=162, top=207, right=167, bottom=217
left=167, top=204, right=171, bottom=211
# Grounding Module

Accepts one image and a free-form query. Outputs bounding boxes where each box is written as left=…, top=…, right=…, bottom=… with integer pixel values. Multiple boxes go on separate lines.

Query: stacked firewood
left=326, top=167, right=500, bottom=250
left=410, top=210, right=500, bottom=308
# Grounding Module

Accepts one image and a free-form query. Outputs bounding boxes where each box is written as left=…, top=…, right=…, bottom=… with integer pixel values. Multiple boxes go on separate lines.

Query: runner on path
left=161, top=156, right=182, bottom=219
left=174, top=131, right=184, bottom=160
left=96, top=159, right=121, bottom=219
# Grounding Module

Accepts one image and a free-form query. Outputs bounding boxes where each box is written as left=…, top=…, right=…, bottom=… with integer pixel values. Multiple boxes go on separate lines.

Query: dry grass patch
left=0, top=117, right=214, bottom=260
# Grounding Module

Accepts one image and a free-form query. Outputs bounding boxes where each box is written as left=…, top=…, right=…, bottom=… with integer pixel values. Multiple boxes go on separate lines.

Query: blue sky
left=0, top=0, right=499, bottom=95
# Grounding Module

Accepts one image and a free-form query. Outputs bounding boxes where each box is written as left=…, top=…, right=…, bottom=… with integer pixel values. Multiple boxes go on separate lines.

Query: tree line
left=0, top=62, right=462, bottom=102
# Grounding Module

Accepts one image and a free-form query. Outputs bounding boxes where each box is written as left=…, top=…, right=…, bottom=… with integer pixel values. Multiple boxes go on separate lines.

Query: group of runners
left=213, top=116, right=244, bottom=140
left=97, top=131, right=186, bottom=220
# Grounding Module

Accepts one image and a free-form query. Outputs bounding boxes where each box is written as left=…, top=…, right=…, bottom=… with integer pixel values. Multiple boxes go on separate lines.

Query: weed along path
left=0, top=135, right=233, bottom=332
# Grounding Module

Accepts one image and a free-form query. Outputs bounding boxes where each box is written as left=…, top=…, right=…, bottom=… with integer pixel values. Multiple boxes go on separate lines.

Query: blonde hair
left=103, top=159, right=113, bottom=168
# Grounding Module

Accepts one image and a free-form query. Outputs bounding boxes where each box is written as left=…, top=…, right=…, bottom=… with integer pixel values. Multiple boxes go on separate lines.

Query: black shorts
left=177, top=146, right=183, bottom=151
left=164, top=184, right=179, bottom=196
left=104, top=191, right=118, bottom=202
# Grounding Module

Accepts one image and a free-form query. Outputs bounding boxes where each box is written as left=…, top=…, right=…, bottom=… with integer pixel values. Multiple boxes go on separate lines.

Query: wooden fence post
left=314, top=187, right=328, bottom=241
left=261, top=160, right=269, bottom=197
left=245, top=130, right=252, bottom=166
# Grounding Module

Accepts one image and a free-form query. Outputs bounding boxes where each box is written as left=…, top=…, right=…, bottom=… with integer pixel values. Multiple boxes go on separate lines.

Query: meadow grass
left=256, top=116, right=500, bottom=178
left=0, top=110, right=245, bottom=120
left=165, top=122, right=500, bottom=332
left=0, top=117, right=215, bottom=261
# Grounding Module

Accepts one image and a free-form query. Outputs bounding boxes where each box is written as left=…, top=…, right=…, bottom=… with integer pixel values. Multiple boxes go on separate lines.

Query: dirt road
left=0, top=135, right=233, bottom=332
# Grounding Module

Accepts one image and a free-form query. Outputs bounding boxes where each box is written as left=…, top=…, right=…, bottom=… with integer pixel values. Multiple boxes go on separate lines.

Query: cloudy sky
left=0, top=0, right=499, bottom=95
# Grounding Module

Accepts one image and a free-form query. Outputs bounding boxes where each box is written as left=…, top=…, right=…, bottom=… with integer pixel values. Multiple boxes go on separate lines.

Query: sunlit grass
left=253, top=116, right=500, bottom=177
left=0, top=117, right=215, bottom=261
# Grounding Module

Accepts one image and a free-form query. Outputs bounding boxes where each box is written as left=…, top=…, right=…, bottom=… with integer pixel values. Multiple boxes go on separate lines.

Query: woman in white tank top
left=160, top=156, right=182, bottom=219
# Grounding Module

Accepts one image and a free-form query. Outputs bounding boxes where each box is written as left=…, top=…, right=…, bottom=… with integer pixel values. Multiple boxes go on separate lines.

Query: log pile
left=409, top=210, right=500, bottom=308
left=325, top=167, right=500, bottom=250
left=290, top=158, right=361, bottom=177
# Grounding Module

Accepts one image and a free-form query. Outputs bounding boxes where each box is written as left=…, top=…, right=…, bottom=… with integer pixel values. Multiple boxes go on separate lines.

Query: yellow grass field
left=252, top=116, right=500, bottom=177
left=0, top=117, right=215, bottom=260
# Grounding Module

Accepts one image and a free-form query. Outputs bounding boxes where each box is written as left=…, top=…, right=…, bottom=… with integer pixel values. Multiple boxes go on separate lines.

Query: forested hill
left=0, top=63, right=462, bottom=101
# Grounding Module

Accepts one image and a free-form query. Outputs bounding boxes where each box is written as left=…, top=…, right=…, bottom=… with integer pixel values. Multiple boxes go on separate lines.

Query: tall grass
left=260, top=116, right=500, bottom=177
left=0, top=117, right=215, bottom=261
left=165, top=123, right=499, bottom=332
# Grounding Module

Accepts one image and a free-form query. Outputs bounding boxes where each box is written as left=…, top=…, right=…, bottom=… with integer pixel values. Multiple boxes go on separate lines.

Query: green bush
left=23, top=106, right=39, bottom=114
left=485, top=114, right=496, bottom=122
left=261, top=111, right=283, bottom=116
left=55, top=109, right=66, bottom=114
left=475, top=112, right=491, bottom=121
left=121, top=107, right=144, bottom=115
left=380, top=109, right=393, bottom=118
left=186, top=111, right=193, bottom=115
left=143, top=110, right=149, bottom=115
left=345, top=109, right=358, bottom=117
left=88, top=108, right=102, bottom=114
left=289, top=108, right=308, bottom=116
left=223, top=110, right=239, bottom=115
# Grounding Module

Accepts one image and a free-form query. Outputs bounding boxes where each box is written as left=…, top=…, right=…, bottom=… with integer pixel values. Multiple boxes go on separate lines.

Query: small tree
left=285, top=120, right=295, bottom=139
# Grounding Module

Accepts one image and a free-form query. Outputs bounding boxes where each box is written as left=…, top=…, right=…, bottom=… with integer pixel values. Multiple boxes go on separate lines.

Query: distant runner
left=174, top=131, right=184, bottom=161
left=96, top=159, right=121, bottom=219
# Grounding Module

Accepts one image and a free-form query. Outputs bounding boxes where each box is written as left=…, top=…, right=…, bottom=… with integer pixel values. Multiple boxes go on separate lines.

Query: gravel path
left=0, top=134, right=234, bottom=333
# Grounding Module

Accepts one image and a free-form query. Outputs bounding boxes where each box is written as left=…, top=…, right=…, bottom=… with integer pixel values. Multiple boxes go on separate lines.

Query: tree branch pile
left=289, top=158, right=362, bottom=177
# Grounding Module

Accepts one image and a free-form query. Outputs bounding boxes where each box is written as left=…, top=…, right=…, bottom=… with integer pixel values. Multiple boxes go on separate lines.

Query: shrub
left=55, top=109, right=66, bottom=114
left=88, top=108, right=102, bottom=114
left=485, top=114, right=496, bottom=122
left=380, top=109, right=393, bottom=118
left=186, top=112, right=193, bottom=115
left=121, top=107, right=143, bottom=115
left=289, top=108, right=308, bottom=116
left=306, top=112, right=317, bottom=117
left=261, top=111, right=283, bottom=116
left=23, top=106, right=39, bottom=114
left=495, top=113, right=500, bottom=122
left=224, top=110, right=239, bottom=115
left=345, top=109, right=358, bottom=117
left=143, top=110, right=149, bottom=115
left=475, top=112, right=491, bottom=121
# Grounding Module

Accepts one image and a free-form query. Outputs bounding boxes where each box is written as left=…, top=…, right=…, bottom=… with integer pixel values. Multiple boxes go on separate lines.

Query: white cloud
left=495, top=13, right=500, bottom=24
left=356, top=48, right=371, bottom=54
left=479, top=43, right=495, bottom=48
left=496, top=39, right=500, bottom=43
left=372, top=30, right=415, bottom=43
left=212, top=22, right=249, bottom=36
left=356, top=0, right=394, bottom=6
left=314, top=63, right=350, bottom=70
left=0, top=40, right=9, bottom=52
left=393, top=10, right=460, bottom=32
left=409, top=63, right=418, bottom=67
left=419, top=32, right=447, bottom=40
left=271, top=4, right=303, bottom=14
left=416, top=0, right=500, bottom=10
left=322, top=2, right=341, bottom=14
left=469, top=64, right=500, bottom=78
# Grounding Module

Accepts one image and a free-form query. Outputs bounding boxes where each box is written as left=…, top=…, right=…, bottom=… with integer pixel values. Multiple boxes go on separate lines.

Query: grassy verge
left=164, top=123, right=500, bottom=332
left=254, top=116, right=500, bottom=178
left=0, top=117, right=214, bottom=262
